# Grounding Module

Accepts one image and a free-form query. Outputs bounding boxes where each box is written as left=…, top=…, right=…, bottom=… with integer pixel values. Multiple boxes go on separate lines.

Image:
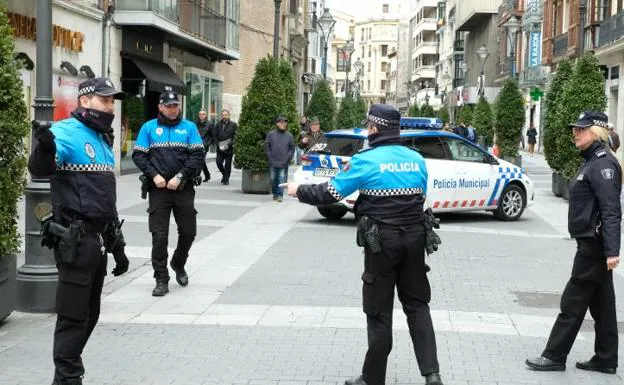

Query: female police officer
left=526, top=111, right=621, bottom=374
left=285, top=104, right=444, bottom=385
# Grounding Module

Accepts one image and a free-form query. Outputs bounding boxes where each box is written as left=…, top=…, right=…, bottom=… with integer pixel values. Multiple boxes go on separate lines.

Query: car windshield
left=307, top=135, right=365, bottom=157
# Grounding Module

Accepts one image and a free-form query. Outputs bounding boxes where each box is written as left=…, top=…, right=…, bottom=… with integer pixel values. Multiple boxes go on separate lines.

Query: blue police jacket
left=297, top=144, right=428, bottom=225
left=45, top=117, right=117, bottom=221
left=132, top=117, right=205, bottom=182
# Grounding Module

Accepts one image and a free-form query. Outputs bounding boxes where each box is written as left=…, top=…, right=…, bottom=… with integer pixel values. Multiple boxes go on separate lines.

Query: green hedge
left=494, top=78, right=525, bottom=157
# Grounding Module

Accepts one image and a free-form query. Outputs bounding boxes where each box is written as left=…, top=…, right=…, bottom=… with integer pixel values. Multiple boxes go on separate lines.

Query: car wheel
left=494, top=184, right=526, bottom=221
left=317, top=206, right=348, bottom=220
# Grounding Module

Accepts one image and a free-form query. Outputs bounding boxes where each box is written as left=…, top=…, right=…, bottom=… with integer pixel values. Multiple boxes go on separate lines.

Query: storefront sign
left=529, top=31, right=541, bottom=67
left=122, top=29, right=163, bottom=60
left=7, top=12, right=85, bottom=52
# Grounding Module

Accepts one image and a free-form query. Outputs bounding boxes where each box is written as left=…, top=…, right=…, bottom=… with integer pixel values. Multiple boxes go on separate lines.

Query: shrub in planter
left=473, top=95, right=494, bottom=147
left=408, top=104, right=420, bottom=117
left=306, top=80, right=336, bottom=131
left=557, top=53, right=607, bottom=179
left=336, top=94, right=358, bottom=129
left=456, top=104, right=473, bottom=125
left=420, top=104, right=435, bottom=118
left=494, top=78, right=525, bottom=159
left=0, top=7, right=29, bottom=320
left=354, top=97, right=367, bottom=123
left=234, top=57, right=298, bottom=193
left=436, top=107, right=450, bottom=125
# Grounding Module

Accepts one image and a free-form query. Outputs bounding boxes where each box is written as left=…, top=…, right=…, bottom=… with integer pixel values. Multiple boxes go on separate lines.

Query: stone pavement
left=1, top=154, right=624, bottom=385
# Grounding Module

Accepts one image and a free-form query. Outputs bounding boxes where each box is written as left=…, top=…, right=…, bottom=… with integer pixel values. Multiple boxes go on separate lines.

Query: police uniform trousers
left=53, top=230, right=108, bottom=383
left=542, top=236, right=618, bottom=367
left=148, top=186, right=197, bottom=282
left=361, top=223, right=439, bottom=385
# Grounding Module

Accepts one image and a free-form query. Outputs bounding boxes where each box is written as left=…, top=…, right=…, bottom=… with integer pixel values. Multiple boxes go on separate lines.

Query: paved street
left=2, top=152, right=624, bottom=385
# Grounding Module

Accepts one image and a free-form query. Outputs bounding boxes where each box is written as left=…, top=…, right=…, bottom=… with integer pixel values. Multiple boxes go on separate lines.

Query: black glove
left=33, top=120, right=55, bottom=152
left=111, top=253, right=129, bottom=277
left=40, top=218, right=57, bottom=249
left=423, top=208, right=442, bottom=256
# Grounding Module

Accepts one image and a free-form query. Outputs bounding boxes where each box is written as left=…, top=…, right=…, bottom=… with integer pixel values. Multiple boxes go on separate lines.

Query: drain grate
left=513, top=291, right=561, bottom=309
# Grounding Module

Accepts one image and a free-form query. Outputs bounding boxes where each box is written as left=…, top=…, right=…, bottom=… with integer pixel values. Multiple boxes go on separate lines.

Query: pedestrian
left=298, top=116, right=325, bottom=151
left=526, top=111, right=621, bottom=374
left=265, top=115, right=295, bottom=202
left=284, top=104, right=445, bottom=385
left=132, top=91, right=205, bottom=297
left=300, top=115, right=309, bottom=132
left=28, top=77, right=129, bottom=385
left=214, top=109, right=237, bottom=185
left=196, top=109, right=213, bottom=182
left=526, top=124, right=538, bottom=155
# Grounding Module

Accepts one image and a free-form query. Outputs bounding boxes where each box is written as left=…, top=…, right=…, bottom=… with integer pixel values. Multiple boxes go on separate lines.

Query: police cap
left=78, top=77, right=125, bottom=100
left=568, top=110, right=609, bottom=129
left=159, top=91, right=181, bottom=106
left=361, top=104, right=401, bottom=128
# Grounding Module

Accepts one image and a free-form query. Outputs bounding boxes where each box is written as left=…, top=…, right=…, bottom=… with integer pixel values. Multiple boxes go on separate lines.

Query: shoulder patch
left=596, top=149, right=607, bottom=158
left=601, top=168, right=615, bottom=180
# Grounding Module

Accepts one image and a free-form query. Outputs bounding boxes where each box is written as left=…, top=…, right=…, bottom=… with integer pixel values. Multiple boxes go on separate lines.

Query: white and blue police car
left=293, top=119, right=535, bottom=221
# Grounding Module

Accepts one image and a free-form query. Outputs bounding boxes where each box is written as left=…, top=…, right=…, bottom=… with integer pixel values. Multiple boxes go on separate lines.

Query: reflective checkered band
left=327, top=183, right=344, bottom=200
left=134, top=145, right=149, bottom=153
left=593, top=120, right=609, bottom=128
left=359, top=187, right=424, bottom=196
left=367, top=114, right=390, bottom=126
left=57, top=163, right=114, bottom=172
left=189, top=143, right=204, bottom=149
left=78, top=86, right=96, bottom=96
left=150, top=142, right=192, bottom=149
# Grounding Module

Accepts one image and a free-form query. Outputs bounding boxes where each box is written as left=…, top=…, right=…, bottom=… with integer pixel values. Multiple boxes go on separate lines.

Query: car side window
left=445, top=138, right=488, bottom=163
left=402, top=136, right=449, bottom=160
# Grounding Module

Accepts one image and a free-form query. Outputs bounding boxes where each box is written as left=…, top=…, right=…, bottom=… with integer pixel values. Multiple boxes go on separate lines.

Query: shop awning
left=128, top=56, right=185, bottom=93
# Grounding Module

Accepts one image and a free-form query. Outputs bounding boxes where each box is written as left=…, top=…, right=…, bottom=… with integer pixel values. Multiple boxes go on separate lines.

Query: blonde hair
left=589, top=125, right=614, bottom=155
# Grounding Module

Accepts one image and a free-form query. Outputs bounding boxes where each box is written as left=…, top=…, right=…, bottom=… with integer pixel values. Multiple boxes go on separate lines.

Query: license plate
left=313, top=168, right=339, bottom=177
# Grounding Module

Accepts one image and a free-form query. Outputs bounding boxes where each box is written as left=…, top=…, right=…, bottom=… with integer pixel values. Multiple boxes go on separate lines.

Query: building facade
left=329, top=10, right=355, bottom=102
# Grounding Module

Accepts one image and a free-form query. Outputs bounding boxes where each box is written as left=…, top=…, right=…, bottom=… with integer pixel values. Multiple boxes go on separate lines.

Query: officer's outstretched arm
left=296, top=156, right=370, bottom=206
left=28, top=122, right=69, bottom=177
left=180, top=123, right=206, bottom=178
left=132, top=124, right=159, bottom=178
left=591, top=158, right=622, bottom=256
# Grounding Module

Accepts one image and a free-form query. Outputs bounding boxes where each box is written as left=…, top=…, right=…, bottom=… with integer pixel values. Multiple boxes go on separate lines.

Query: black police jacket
left=297, top=143, right=428, bottom=226
left=28, top=117, right=118, bottom=221
left=568, top=141, right=622, bottom=256
left=132, top=117, right=206, bottom=181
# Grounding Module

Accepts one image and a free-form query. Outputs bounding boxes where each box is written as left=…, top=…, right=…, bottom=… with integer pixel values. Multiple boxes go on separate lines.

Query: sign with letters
left=7, top=12, right=85, bottom=52
left=529, top=31, right=541, bottom=67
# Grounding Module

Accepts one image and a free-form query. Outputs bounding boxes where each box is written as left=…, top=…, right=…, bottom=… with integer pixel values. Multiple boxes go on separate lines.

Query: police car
left=293, top=124, right=535, bottom=221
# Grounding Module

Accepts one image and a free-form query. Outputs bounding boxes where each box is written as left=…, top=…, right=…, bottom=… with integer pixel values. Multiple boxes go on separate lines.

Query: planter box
left=241, top=169, right=271, bottom=194
left=0, top=254, right=16, bottom=322
left=502, top=155, right=523, bottom=167
left=552, top=172, right=563, bottom=197
left=562, top=177, right=571, bottom=201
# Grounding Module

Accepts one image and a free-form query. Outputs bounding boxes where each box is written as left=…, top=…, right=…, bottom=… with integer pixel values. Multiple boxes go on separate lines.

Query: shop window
left=184, top=72, right=223, bottom=124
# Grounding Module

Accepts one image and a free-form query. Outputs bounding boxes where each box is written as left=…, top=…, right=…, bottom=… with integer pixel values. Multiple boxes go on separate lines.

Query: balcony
left=413, top=42, right=438, bottom=56
left=598, top=11, right=624, bottom=48
left=414, top=18, right=438, bottom=34
left=115, top=0, right=239, bottom=60
left=553, top=32, right=569, bottom=58
left=498, top=0, right=522, bottom=24
left=456, top=0, right=499, bottom=31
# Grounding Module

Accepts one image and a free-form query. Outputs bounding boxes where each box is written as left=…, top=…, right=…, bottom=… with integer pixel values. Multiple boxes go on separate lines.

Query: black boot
left=425, top=373, right=444, bottom=385
left=525, top=356, right=566, bottom=371
left=152, top=281, right=169, bottom=296
left=576, top=359, right=617, bottom=374
left=344, top=376, right=367, bottom=385
left=52, top=377, right=83, bottom=385
left=171, top=263, right=188, bottom=287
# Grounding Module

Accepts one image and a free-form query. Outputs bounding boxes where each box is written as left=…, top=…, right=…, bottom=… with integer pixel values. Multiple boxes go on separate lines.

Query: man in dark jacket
left=265, top=115, right=295, bottom=202
left=214, top=109, right=237, bottom=185
left=196, top=109, right=212, bottom=181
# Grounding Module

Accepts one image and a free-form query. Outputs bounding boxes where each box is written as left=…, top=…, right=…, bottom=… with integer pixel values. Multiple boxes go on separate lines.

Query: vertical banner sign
left=529, top=31, right=542, bottom=67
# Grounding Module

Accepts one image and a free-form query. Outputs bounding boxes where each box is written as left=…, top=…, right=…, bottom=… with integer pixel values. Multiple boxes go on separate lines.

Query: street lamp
left=459, top=61, right=469, bottom=86
left=352, top=58, right=364, bottom=98
left=476, top=44, right=490, bottom=96
left=341, top=39, right=355, bottom=96
left=273, top=0, right=282, bottom=58
left=503, top=16, right=521, bottom=78
left=318, top=8, right=336, bottom=80
left=440, top=71, right=451, bottom=104
left=424, top=93, right=430, bottom=105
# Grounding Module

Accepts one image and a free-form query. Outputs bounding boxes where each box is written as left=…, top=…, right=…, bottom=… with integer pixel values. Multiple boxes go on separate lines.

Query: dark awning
left=127, top=56, right=185, bottom=93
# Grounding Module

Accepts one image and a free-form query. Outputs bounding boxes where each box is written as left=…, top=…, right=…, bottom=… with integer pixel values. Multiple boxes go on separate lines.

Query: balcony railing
left=63, top=0, right=104, bottom=10
left=116, top=0, right=179, bottom=23
left=553, top=33, right=569, bottom=58
left=180, top=1, right=227, bottom=48
left=598, top=11, right=624, bottom=48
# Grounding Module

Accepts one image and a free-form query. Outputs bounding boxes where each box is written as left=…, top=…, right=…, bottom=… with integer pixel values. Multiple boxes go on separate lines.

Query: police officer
left=526, top=111, right=621, bottom=374
left=285, top=104, right=444, bottom=385
left=132, top=91, right=205, bottom=296
left=28, top=77, right=128, bottom=385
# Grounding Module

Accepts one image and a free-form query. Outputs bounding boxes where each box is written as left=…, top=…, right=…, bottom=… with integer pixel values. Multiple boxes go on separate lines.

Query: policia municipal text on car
left=28, top=77, right=129, bottom=385
left=132, top=91, right=205, bottom=297
left=526, top=111, right=621, bottom=375
left=285, top=104, right=444, bottom=385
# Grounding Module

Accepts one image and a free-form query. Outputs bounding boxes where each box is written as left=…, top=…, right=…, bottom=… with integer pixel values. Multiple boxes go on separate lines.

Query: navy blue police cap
left=568, top=110, right=609, bottom=129
left=159, top=91, right=181, bottom=106
left=361, top=104, right=401, bottom=128
left=78, top=77, right=125, bottom=100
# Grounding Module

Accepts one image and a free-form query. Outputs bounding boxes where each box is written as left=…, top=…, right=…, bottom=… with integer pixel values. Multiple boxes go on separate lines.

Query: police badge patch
left=156, top=127, right=164, bottom=136
left=601, top=168, right=615, bottom=180
left=85, top=143, right=96, bottom=159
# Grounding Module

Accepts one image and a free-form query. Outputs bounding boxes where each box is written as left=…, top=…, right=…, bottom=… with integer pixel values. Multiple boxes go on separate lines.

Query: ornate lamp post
left=351, top=58, right=364, bottom=98
left=476, top=44, right=490, bottom=96
left=440, top=71, right=451, bottom=104
left=503, top=16, right=521, bottom=78
left=273, top=0, right=282, bottom=58
left=459, top=61, right=469, bottom=86
left=317, top=8, right=336, bottom=80
left=340, top=39, right=355, bottom=96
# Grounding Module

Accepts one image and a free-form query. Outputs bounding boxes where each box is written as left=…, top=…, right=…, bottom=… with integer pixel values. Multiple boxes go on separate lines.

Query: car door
left=404, top=135, right=457, bottom=211
left=442, top=137, right=498, bottom=210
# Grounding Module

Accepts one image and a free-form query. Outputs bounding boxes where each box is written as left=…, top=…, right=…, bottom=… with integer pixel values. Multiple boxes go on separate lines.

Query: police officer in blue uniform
left=132, top=92, right=205, bottom=296
left=28, top=77, right=128, bottom=385
left=286, top=104, right=444, bottom=385
left=526, top=111, right=621, bottom=374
